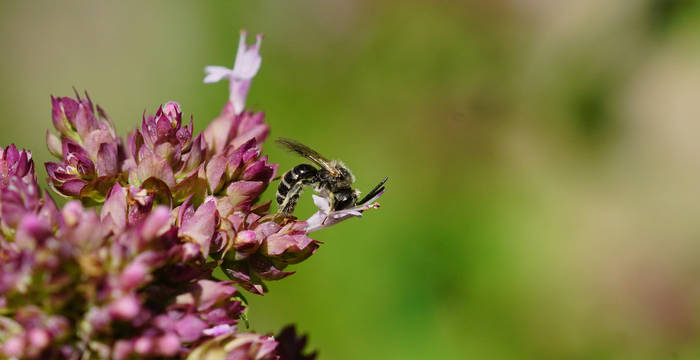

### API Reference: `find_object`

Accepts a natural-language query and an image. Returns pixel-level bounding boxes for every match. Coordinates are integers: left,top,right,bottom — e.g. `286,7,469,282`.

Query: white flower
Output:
204,31,262,115
305,190,384,233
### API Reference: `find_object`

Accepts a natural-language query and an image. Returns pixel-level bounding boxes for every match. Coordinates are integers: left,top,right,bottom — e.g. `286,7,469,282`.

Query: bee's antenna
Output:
357,177,388,205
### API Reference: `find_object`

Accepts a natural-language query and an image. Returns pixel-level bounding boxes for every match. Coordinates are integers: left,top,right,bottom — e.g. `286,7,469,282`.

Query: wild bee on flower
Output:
275,137,387,217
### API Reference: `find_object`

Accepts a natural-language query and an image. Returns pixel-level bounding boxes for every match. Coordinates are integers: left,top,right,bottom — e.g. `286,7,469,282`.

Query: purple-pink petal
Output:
136,154,176,188
56,179,88,197
156,333,181,356
194,279,237,311
101,183,127,230
175,314,208,342
179,199,217,256
109,295,141,320
206,154,227,193
203,324,235,337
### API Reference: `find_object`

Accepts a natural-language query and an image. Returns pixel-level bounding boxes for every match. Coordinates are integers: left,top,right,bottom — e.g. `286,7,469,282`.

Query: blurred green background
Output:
3,0,700,359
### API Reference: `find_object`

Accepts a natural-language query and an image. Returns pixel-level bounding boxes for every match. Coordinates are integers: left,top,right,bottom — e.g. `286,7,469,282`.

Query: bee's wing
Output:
276,138,340,176
357,177,388,205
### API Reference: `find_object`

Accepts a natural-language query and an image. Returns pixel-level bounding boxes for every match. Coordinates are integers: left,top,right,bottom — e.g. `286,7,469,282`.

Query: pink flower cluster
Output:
0,31,385,359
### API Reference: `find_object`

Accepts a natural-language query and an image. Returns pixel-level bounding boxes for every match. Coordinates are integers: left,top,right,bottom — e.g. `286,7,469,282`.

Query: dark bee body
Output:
276,164,318,214
275,138,387,216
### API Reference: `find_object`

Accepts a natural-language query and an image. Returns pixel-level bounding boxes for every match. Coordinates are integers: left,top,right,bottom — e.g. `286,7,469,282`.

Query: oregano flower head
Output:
0,31,384,359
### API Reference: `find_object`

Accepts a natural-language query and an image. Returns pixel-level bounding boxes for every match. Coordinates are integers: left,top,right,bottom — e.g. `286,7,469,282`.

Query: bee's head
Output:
332,188,359,210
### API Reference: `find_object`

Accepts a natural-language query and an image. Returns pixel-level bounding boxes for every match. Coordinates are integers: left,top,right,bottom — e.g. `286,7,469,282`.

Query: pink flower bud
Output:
109,295,141,320
156,332,180,356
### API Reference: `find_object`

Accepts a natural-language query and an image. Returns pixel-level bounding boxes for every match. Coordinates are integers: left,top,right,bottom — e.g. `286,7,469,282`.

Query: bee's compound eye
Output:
333,189,355,210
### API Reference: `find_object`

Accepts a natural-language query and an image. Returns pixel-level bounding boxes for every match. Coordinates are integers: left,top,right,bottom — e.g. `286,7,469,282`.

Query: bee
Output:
275,137,387,216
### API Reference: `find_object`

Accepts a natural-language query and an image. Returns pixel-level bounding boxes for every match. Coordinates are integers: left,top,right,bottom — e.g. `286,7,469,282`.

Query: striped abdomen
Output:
276,164,318,215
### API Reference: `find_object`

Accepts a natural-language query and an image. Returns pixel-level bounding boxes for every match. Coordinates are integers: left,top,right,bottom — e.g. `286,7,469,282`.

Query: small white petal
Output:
236,31,248,60
305,211,328,233
229,79,251,115
332,210,362,218
231,33,262,80
312,195,331,213
203,66,235,83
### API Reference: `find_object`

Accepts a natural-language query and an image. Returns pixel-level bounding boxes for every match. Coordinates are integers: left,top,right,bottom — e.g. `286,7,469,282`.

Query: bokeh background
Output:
2,0,700,359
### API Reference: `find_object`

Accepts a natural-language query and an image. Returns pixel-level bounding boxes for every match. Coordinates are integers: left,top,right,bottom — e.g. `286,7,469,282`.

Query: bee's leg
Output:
277,182,305,216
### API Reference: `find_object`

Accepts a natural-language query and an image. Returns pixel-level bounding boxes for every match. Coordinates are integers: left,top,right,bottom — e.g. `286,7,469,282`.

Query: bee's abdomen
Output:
276,164,318,211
